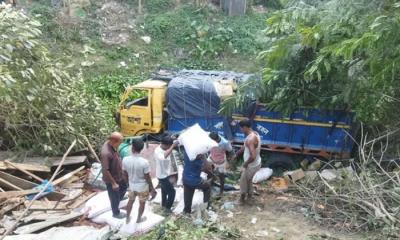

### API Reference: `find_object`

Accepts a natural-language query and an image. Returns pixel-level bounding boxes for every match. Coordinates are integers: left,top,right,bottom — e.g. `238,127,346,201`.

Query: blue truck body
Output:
167,107,356,159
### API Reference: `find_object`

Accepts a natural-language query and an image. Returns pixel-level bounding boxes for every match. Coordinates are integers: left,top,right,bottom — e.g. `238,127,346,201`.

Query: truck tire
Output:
264,152,299,175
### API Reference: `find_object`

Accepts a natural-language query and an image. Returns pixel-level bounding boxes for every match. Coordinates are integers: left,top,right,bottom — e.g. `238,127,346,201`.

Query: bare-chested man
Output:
234,119,261,204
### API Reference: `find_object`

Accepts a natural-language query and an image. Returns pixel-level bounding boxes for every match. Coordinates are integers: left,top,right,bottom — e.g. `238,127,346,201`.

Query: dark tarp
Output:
166,70,252,119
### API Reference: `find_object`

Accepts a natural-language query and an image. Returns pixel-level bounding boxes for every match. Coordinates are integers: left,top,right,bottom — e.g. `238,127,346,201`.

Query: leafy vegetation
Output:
223,0,400,127
133,217,240,240
0,4,111,154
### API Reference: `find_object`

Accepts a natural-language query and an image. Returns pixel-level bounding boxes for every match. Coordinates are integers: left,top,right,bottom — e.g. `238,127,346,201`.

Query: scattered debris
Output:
307,159,321,171
96,1,135,45
284,169,305,183
222,201,235,210
319,169,338,181
304,171,318,181
251,217,257,224
141,36,151,44
0,139,105,239
269,177,289,191
271,227,281,233
256,230,269,237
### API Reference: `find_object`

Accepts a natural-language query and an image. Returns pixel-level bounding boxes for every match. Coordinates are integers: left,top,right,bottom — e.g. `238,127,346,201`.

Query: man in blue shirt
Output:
182,152,211,214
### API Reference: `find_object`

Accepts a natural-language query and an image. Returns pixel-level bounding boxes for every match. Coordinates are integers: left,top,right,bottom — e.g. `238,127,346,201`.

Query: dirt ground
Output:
213,190,364,240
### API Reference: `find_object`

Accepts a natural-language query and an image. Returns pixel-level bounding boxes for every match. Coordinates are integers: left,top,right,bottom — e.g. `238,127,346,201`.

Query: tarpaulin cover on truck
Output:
166,70,253,118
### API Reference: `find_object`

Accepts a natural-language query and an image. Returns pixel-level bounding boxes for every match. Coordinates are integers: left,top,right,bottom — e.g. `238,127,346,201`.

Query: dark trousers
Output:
159,176,176,210
106,181,127,216
183,180,211,214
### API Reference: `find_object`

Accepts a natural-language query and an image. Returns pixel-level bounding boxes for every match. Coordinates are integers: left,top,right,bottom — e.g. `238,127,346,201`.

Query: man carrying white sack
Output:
233,119,262,205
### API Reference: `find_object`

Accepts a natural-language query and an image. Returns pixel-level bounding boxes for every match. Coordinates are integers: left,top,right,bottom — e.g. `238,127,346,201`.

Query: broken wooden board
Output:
25,201,69,211
61,182,84,189
52,166,85,186
6,226,111,240
0,189,40,199
0,171,65,201
0,161,50,173
22,156,88,168
51,156,88,167
14,212,83,234
69,192,97,209
20,212,71,224
0,171,34,190
0,198,24,218
0,176,23,190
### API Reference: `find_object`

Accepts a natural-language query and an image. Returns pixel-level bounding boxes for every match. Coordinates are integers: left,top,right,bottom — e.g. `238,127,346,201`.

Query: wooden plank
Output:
51,156,88,167
61,183,84,189
0,171,36,190
4,161,44,182
0,171,65,201
21,212,70,224
52,166,85,186
70,192,96,209
0,161,49,173
0,190,40,199
0,177,23,191
0,199,23,218
14,212,82,234
25,201,69,211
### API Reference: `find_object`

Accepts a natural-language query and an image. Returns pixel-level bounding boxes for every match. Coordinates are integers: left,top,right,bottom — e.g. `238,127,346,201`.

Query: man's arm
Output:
243,136,257,168
144,173,157,199
101,154,119,190
234,145,245,157
163,142,179,159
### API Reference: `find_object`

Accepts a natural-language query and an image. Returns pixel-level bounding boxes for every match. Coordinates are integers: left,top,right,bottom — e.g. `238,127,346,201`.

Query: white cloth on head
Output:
122,154,150,192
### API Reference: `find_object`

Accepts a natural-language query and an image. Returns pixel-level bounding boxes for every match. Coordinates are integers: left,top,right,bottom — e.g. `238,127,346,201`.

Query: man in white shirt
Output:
208,132,234,196
154,135,179,214
122,139,156,224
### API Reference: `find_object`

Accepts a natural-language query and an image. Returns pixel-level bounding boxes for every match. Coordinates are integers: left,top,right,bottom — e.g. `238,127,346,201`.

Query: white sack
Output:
82,191,128,219
92,201,164,236
178,124,218,160
252,168,273,183
87,163,106,190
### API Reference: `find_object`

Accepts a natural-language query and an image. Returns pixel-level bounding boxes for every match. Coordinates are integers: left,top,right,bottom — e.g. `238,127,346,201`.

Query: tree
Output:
222,0,400,127
0,4,111,154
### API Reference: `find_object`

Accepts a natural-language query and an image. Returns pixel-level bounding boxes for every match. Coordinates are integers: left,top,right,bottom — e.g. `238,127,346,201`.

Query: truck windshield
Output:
124,89,148,108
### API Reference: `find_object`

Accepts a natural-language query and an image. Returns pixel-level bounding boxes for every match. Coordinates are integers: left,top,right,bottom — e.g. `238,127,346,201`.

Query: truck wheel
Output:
264,152,299,176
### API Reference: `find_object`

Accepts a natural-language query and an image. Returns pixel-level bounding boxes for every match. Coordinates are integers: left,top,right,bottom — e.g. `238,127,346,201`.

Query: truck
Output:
115,69,357,169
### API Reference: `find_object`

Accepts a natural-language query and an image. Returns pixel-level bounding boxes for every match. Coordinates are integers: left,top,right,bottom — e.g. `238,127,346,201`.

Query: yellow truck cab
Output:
116,80,167,136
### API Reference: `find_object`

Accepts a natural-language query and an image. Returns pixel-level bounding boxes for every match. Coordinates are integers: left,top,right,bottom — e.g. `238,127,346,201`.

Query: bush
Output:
0,4,111,154
145,0,174,14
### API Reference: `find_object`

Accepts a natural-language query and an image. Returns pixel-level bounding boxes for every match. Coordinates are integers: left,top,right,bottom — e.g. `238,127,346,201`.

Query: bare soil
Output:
213,190,364,240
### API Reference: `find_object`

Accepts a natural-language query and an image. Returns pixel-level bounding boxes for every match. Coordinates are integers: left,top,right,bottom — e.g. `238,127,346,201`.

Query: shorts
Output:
128,191,149,203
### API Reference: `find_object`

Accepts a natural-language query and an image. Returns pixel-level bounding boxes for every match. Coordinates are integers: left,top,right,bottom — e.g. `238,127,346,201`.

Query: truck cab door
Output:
119,89,152,136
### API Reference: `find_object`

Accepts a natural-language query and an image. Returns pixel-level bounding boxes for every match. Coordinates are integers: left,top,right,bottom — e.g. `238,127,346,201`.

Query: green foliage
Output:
145,0,174,14
29,1,100,44
0,4,111,154
144,6,267,69
224,0,400,126
86,70,143,108
134,218,240,240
